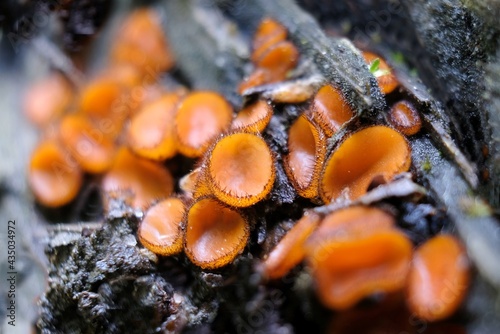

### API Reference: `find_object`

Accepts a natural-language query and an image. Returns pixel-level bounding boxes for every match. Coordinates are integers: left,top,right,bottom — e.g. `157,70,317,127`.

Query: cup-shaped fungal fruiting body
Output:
239,18,299,94
261,211,321,279
305,206,413,310
231,99,273,134
251,18,287,64
110,8,175,74
284,113,327,199
320,125,411,203
28,139,83,208
363,51,399,95
309,84,354,137
255,41,299,83
174,91,233,158
78,76,125,120
406,234,470,322
388,101,422,136
206,132,275,207
138,197,185,256
23,73,73,127
127,93,182,161
102,147,174,210
184,197,250,269
59,114,117,174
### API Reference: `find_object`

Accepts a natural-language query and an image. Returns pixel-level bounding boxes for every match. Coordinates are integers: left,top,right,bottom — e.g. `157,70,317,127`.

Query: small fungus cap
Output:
29,140,82,208
310,84,354,137
207,132,275,207
284,114,326,199
78,77,124,119
262,211,321,279
175,91,233,158
185,197,249,269
406,234,470,322
363,51,399,95
127,93,181,160
231,99,273,133
59,114,117,173
138,197,185,256
388,101,422,136
23,73,72,127
256,41,299,81
251,18,287,63
102,147,174,210
320,125,411,203
305,206,412,310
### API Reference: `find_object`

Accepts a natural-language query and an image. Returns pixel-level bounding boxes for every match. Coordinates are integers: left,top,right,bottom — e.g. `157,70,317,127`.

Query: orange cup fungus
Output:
305,206,413,310
110,8,175,73
363,51,399,95
207,132,275,207
185,197,250,269
261,211,321,279
251,18,287,64
388,100,422,136
231,99,273,133
255,41,299,81
28,139,83,208
102,147,174,210
175,91,233,158
23,73,73,127
284,114,326,199
138,197,185,256
59,114,117,174
320,125,411,203
406,234,470,322
309,84,354,137
239,18,299,94
78,76,125,120
127,93,182,161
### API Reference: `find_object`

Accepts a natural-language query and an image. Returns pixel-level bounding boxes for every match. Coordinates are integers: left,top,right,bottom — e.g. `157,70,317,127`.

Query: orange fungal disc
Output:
175,91,233,158
102,147,174,210
406,234,470,322
363,51,399,95
207,132,275,207
231,99,273,133
256,41,299,82
29,139,83,208
309,84,354,137
307,230,413,310
320,126,411,203
305,206,412,310
261,211,321,279
284,114,326,198
388,101,422,136
138,197,185,256
238,69,269,94
310,206,396,240
59,114,117,173
251,18,287,64
23,73,73,127
127,93,182,161
185,197,250,269
110,8,174,72
79,77,124,119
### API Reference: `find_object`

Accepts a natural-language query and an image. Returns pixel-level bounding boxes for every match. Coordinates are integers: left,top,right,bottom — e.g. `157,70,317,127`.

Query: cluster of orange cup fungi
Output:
25,9,279,270
247,19,466,323
262,206,470,322
26,8,175,209
25,11,467,322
